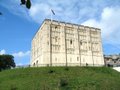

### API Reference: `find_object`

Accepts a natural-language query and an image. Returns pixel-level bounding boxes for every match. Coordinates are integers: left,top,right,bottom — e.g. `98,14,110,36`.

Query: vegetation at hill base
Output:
0,55,16,71
0,67,120,90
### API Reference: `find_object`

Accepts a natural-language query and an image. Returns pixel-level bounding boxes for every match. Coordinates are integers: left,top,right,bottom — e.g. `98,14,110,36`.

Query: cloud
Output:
1,0,120,24
1,0,120,55
12,51,31,66
12,51,30,57
29,3,51,23
0,49,30,65
28,0,120,24
82,6,120,46
0,49,6,55
28,0,90,23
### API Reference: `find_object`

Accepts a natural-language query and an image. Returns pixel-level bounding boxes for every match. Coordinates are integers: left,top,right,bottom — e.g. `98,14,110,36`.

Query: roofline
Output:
31,19,46,42
31,18,101,42
44,19,101,30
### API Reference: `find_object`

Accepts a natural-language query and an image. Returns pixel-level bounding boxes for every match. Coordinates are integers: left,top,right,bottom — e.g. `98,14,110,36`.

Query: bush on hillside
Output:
64,67,69,71
48,69,55,73
0,55,16,71
59,77,68,87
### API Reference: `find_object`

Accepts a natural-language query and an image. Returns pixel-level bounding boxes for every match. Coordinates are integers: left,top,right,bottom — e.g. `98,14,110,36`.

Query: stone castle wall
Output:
31,19,104,66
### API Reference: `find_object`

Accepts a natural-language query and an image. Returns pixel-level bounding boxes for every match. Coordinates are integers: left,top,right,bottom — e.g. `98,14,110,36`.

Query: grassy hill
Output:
0,67,120,90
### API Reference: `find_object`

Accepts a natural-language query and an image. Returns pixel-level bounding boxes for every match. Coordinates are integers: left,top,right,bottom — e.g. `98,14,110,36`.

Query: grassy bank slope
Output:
0,67,120,90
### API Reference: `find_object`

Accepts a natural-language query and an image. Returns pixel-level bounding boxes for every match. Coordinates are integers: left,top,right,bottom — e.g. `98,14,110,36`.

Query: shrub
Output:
64,67,69,71
10,85,18,90
59,78,68,87
48,69,55,74
0,55,16,71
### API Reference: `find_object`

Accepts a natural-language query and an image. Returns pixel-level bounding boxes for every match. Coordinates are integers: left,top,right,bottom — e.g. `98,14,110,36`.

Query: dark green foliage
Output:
59,77,68,87
86,63,88,66
0,55,16,71
26,0,31,9
21,0,26,5
20,0,31,9
107,64,113,67
48,69,55,73
0,0,31,15
64,67,69,71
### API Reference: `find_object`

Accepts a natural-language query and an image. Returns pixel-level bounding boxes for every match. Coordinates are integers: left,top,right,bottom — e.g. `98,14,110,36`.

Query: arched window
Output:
55,58,57,62
36,60,38,64
55,36,57,42
33,63,35,66
70,39,72,44
77,57,79,61
36,60,38,65
55,26,57,29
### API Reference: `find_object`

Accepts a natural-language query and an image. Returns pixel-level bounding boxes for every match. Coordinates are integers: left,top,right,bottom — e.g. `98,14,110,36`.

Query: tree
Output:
0,55,16,71
20,0,31,9
0,0,31,15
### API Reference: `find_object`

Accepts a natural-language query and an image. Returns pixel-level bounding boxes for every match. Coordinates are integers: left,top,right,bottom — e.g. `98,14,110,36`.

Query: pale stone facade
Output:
30,19,104,67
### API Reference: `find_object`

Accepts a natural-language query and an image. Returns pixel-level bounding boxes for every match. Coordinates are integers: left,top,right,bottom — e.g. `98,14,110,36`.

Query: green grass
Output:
0,66,120,90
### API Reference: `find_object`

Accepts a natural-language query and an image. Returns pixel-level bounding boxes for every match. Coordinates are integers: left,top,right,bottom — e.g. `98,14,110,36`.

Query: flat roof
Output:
32,18,101,41
45,19,101,30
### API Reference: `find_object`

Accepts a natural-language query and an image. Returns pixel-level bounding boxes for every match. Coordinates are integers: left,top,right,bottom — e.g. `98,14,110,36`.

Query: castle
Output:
30,19,104,67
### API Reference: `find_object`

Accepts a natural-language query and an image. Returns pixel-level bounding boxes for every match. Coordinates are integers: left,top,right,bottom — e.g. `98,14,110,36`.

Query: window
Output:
55,58,57,61
55,26,57,29
58,46,60,50
80,42,82,45
70,58,72,62
55,36,57,42
47,41,49,45
89,46,91,50
70,39,72,44
55,46,57,50
33,63,35,66
36,60,38,65
77,57,79,61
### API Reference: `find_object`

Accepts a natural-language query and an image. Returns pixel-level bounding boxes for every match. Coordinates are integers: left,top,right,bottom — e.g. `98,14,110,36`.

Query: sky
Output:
0,0,120,66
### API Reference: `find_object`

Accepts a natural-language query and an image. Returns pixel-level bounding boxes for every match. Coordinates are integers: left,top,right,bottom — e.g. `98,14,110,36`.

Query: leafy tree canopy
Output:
0,0,31,15
21,0,31,9
0,55,16,71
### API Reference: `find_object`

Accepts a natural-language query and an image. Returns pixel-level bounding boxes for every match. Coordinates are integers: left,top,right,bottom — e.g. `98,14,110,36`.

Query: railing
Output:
28,63,104,67
15,65,30,68
15,63,120,68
